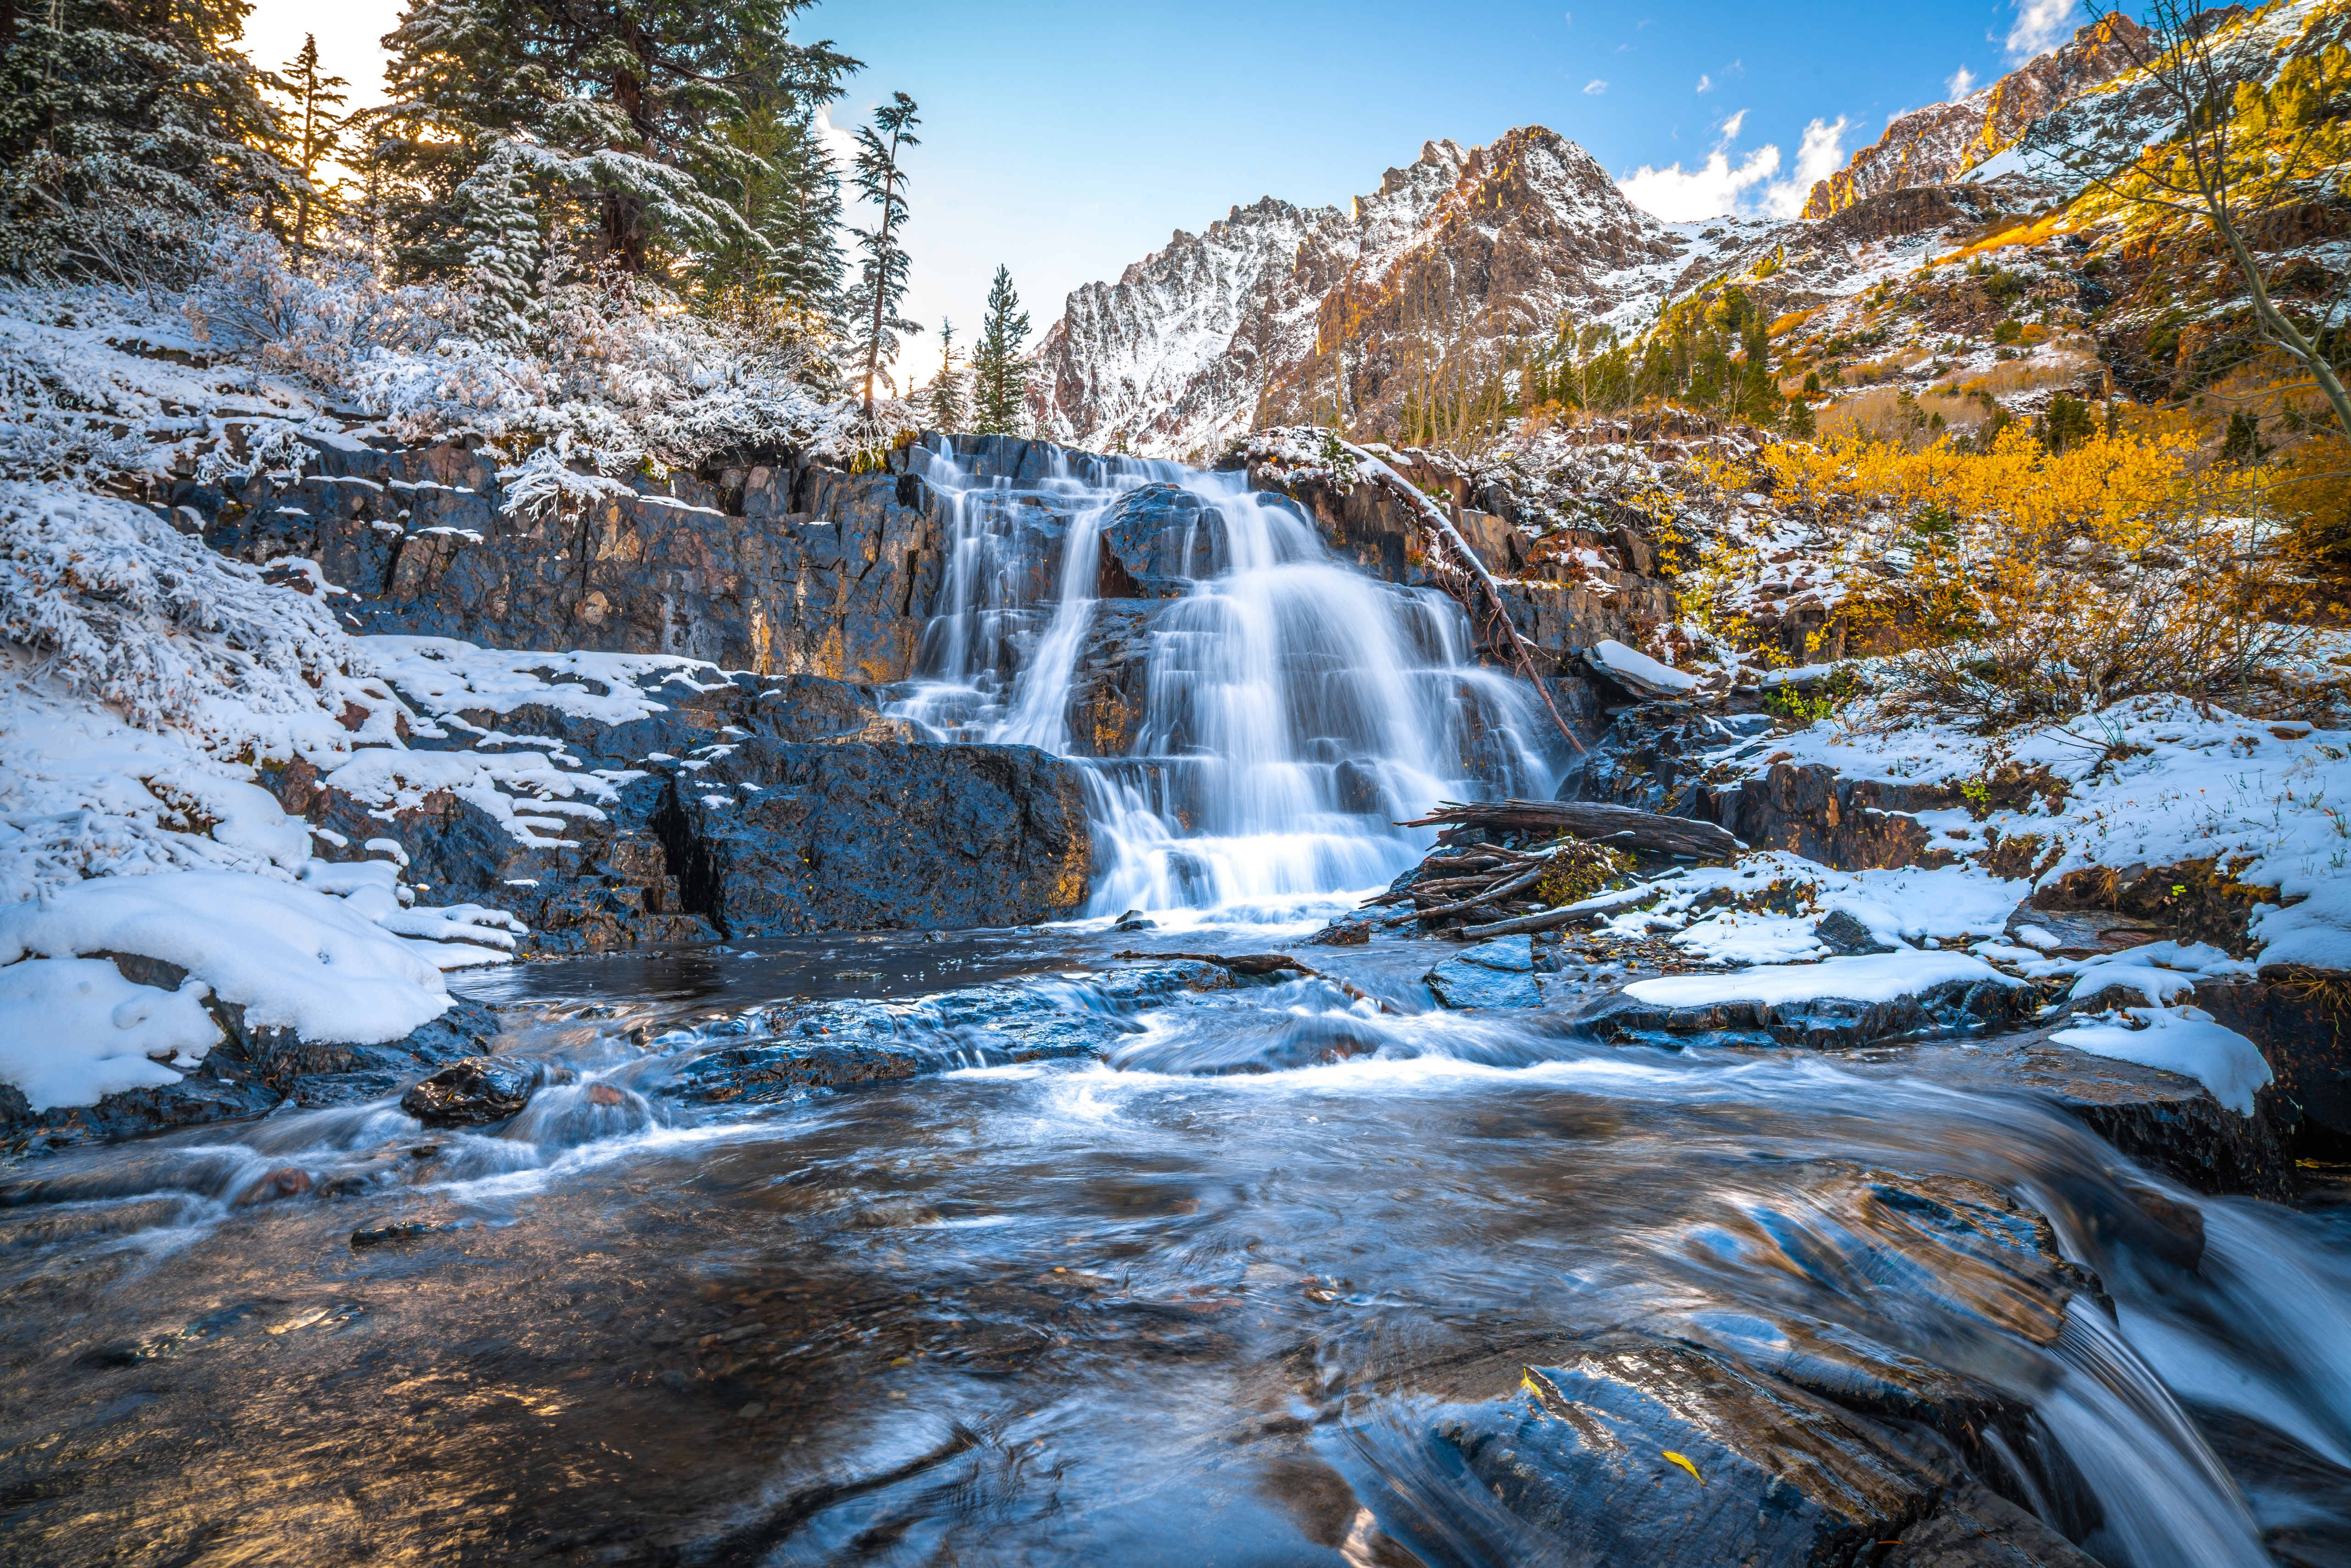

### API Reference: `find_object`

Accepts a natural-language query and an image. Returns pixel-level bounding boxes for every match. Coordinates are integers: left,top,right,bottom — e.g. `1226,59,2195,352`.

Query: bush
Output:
1759,423,2314,729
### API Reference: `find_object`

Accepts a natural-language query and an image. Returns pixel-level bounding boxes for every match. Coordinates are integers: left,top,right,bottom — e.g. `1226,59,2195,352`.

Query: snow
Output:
1734,696,2351,970
1595,853,2026,962
0,958,221,1110
0,871,458,1046
1589,638,1700,694
2052,1007,2273,1116
1622,950,2022,1009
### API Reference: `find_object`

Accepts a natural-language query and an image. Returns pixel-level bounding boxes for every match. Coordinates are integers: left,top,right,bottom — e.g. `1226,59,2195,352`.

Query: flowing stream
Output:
1,449,2347,1565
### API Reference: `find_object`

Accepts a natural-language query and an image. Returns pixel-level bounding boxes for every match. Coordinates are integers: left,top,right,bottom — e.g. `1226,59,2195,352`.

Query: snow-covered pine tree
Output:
970,266,1031,436
0,0,294,281
847,91,920,416
924,319,966,431
450,142,544,345
363,0,848,286
280,34,349,254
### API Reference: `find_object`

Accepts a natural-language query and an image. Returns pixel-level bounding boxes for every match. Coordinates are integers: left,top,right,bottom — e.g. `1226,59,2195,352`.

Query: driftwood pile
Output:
1361,798,1743,938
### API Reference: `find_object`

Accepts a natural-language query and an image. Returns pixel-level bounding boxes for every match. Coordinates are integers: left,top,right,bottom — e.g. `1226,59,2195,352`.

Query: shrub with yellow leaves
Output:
1757,423,2315,729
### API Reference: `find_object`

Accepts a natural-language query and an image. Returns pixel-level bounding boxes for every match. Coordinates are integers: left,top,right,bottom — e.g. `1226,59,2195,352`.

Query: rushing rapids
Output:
1,450,2347,1567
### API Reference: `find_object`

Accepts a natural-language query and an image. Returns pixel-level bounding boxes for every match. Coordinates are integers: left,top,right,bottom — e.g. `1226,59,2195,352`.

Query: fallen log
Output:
1457,883,1665,938
1397,798,1742,861
1370,857,1555,927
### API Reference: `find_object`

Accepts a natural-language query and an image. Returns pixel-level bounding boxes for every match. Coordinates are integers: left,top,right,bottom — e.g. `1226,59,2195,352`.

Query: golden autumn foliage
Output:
1751,425,2313,727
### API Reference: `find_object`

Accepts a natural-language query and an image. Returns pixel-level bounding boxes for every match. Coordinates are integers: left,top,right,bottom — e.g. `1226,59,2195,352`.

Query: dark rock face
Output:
191,436,956,685
651,740,1094,937
399,1053,548,1127
1096,484,1232,596
2195,971,2351,1155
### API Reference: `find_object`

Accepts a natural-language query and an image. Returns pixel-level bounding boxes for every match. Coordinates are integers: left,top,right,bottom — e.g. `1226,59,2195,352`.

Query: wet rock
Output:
350,1220,445,1248
666,1039,930,1105
1577,973,2028,1050
1815,909,1895,955
1113,910,1157,933
1438,1339,2094,1567
1097,484,1232,596
1304,921,1371,946
1426,935,1554,1010
650,741,1092,937
2197,968,2351,1152
1905,1034,2295,1200
399,1055,547,1127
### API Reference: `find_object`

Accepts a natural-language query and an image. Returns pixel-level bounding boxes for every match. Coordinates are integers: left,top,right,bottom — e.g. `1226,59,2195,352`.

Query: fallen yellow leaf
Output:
1662,1450,1704,1485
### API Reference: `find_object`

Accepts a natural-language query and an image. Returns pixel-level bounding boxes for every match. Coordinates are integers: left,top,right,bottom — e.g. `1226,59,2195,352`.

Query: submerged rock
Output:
1577,956,2030,1050
1439,1339,2095,1567
1425,934,1556,1009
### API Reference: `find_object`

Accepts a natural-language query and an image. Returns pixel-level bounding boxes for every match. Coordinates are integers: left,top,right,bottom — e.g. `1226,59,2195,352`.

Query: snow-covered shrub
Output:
0,481,377,738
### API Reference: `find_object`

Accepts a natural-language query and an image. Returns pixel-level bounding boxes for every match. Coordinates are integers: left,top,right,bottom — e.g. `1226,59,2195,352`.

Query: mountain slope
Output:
1030,131,1756,459
1801,11,2154,218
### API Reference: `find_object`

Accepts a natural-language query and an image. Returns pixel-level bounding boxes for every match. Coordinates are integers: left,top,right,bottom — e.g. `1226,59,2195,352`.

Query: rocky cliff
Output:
1800,11,2153,219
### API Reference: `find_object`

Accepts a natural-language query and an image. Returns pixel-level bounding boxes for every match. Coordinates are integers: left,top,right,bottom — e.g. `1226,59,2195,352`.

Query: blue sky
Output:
243,0,2096,377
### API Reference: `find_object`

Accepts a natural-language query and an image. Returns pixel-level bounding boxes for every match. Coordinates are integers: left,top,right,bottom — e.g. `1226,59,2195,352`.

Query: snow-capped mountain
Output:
1030,129,1753,459
1800,11,2153,217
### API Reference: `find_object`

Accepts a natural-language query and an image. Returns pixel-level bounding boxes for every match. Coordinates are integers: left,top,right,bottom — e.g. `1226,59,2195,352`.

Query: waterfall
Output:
891,438,1563,918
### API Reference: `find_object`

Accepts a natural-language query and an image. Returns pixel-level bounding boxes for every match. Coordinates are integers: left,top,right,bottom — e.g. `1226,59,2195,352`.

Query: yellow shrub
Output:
1758,425,2310,725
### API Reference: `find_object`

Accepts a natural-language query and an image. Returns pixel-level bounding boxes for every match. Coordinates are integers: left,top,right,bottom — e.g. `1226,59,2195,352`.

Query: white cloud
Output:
1584,78,1609,95
1696,73,1713,94
1760,116,1851,218
1946,65,1978,99
2004,0,2079,62
1563,9,1572,22
1619,145,1781,221
1718,108,1747,141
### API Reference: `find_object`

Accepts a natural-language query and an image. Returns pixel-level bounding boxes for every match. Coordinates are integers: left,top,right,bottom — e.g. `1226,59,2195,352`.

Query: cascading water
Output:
890,437,1563,917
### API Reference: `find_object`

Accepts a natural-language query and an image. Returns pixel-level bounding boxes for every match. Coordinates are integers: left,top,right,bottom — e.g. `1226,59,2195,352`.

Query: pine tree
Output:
847,91,920,416
280,34,348,254
363,0,854,284
970,266,1031,436
924,318,967,431
0,0,294,280
698,66,851,336
451,142,544,344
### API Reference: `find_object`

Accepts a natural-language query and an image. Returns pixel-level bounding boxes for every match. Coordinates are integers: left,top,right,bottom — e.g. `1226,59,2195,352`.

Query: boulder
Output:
399,1054,548,1127
1426,934,1553,1009
650,740,1093,936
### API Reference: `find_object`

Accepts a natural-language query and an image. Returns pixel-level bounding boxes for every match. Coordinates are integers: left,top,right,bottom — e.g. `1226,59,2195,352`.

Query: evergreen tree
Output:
924,318,967,431
847,91,919,416
970,265,1030,436
0,0,293,280
280,34,348,253
451,141,544,344
696,49,851,339
363,0,854,284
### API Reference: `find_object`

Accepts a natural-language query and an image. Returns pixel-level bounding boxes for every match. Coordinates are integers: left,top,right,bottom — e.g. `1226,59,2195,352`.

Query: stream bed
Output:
3,915,2348,1566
